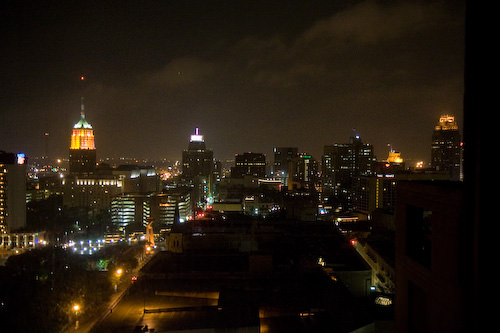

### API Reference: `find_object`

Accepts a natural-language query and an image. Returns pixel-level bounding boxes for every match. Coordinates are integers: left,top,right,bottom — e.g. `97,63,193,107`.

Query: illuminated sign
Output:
16,153,25,165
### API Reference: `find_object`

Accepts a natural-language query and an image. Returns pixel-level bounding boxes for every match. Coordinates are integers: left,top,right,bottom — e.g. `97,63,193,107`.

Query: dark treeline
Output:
0,242,142,332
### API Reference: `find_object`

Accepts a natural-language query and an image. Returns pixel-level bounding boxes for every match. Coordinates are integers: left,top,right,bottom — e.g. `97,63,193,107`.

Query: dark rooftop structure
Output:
94,218,377,332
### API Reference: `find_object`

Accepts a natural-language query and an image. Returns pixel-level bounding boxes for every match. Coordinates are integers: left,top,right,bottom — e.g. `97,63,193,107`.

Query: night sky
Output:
1,0,465,165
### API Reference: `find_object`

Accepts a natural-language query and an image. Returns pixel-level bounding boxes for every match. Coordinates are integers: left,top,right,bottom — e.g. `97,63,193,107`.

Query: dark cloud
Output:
0,0,464,164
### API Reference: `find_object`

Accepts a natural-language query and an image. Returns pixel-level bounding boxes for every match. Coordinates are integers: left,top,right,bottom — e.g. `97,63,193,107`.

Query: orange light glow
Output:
70,128,95,150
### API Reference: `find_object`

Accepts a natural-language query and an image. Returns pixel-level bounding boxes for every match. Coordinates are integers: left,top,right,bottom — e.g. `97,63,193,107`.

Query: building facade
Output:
431,115,462,180
231,152,266,178
111,190,191,234
395,181,467,332
322,135,376,211
287,153,319,191
272,147,298,181
181,128,214,206
69,109,96,175
0,151,26,233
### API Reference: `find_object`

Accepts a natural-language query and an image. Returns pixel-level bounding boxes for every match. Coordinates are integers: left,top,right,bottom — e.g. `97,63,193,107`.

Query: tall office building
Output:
111,193,151,233
231,152,266,178
69,98,96,175
431,115,462,180
0,151,26,233
64,95,136,219
273,147,298,175
322,135,376,210
287,153,319,191
272,147,298,187
181,128,214,206
111,190,192,233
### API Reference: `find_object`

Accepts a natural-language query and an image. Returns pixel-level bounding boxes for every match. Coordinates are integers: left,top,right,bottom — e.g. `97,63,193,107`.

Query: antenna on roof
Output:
80,75,86,117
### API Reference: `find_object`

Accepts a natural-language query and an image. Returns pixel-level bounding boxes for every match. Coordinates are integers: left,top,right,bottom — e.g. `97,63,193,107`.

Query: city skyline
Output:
1,1,465,163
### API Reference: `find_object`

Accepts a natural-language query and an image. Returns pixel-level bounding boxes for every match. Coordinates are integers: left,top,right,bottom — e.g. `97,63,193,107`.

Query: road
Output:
64,250,156,333
90,280,221,332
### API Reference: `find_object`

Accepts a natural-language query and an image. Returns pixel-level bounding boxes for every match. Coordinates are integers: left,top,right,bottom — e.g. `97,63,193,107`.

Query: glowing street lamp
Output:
114,268,123,292
72,304,81,329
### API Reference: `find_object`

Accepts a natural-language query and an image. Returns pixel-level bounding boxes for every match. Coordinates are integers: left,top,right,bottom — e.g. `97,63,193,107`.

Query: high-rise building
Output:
322,135,376,210
288,153,319,191
69,99,96,175
0,151,26,233
431,115,462,180
111,189,192,234
111,193,150,233
181,128,214,206
231,152,266,178
273,147,298,175
155,190,191,227
272,147,298,187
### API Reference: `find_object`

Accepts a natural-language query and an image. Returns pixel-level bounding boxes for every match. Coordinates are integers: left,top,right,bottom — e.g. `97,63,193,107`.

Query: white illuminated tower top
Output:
190,127,204,142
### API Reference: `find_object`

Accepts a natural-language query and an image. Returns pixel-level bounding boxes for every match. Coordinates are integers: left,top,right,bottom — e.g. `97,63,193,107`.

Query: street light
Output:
114,268,123,292
72,304,80,329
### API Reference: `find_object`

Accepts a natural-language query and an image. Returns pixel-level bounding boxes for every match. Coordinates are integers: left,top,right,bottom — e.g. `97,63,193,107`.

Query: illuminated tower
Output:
181,127,214,206
69,91,96,175
431,115,462,180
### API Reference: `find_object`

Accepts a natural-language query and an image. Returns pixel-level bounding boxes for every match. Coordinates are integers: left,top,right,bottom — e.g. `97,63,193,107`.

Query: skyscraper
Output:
64,92,123,217
322,135,376,210
181,128,214,206
273,147,298,175
431,115,462,180
0,151,26,233
231,152,266,178
272,147,298,187
288,153,319,191
69,98,96,175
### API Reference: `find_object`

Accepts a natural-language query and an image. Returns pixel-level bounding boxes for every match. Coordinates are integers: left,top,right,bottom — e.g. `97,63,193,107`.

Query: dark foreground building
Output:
92,218,378,332
394,181,468,332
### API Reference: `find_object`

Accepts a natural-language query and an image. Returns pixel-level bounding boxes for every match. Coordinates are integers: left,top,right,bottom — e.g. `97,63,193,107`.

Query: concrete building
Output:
431,115,462,181
111,189,192,234
272,147,298,185
322,134,376,211
394,181,469,332
0,151,27,233
68,103,96,175
181,128,214,206
231,152,266,178
288,153,319,191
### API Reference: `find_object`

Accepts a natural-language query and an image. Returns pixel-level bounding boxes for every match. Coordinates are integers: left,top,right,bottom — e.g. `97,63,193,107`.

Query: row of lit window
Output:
76,179,122,186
